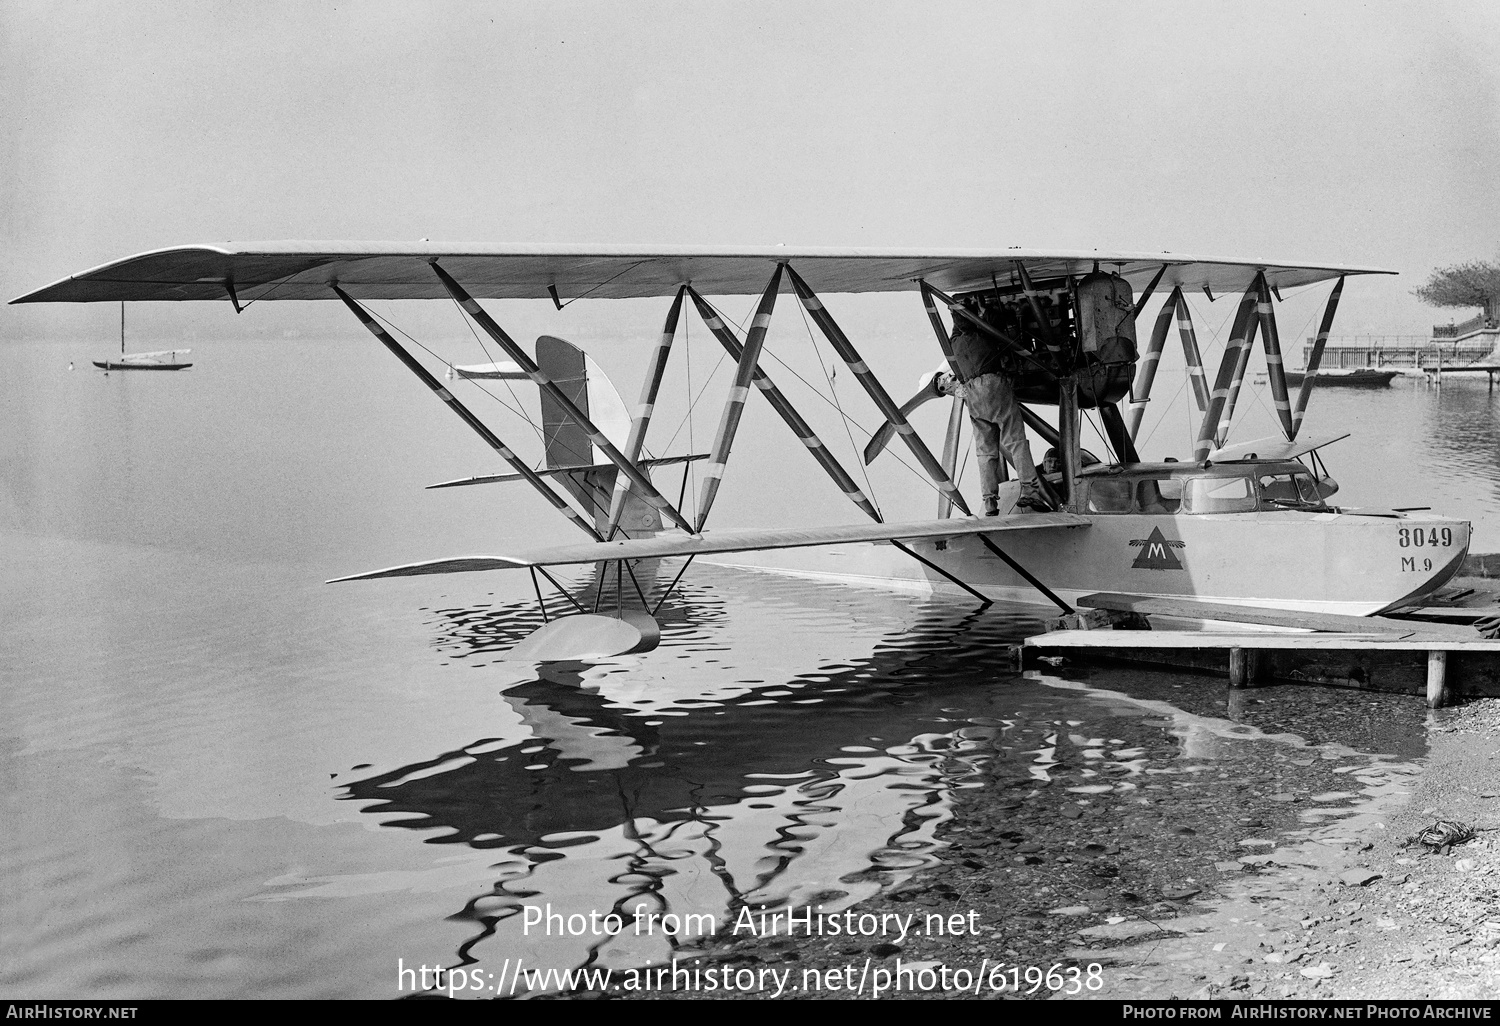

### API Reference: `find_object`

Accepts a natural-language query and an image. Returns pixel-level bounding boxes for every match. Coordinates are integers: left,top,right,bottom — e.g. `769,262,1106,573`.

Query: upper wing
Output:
10,242,1391,305
327,511,1089,581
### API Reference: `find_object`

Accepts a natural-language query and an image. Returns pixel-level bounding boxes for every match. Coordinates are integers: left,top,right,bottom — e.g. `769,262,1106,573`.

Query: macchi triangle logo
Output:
1130,527,1187,570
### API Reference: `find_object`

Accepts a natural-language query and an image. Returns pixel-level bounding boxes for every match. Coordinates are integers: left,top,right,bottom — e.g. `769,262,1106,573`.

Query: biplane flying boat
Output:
13,243,1471,659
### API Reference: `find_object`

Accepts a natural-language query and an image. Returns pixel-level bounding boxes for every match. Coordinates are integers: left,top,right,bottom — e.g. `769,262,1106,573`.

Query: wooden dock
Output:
1023,593,1500,708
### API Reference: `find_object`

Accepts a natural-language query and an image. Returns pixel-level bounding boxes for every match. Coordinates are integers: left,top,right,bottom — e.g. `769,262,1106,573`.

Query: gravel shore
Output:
618,681,1500,1001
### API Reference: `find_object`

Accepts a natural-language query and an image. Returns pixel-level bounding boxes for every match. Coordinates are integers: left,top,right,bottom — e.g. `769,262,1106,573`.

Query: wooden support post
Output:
1228,647,1260,688
1426,650,1449,709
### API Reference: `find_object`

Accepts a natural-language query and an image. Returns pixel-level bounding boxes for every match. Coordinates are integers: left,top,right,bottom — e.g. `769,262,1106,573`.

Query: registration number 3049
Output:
1398,527,1453,548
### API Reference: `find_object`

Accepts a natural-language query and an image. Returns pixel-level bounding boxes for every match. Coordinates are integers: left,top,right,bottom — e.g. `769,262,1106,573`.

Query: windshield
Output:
1256,471,1328,510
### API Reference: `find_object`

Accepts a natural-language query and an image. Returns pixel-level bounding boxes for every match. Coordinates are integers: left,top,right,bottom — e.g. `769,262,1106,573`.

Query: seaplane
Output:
11,243,1472,660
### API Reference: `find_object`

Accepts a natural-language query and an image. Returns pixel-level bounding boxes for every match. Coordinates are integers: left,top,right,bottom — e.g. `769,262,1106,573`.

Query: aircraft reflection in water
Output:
337,577,1040,990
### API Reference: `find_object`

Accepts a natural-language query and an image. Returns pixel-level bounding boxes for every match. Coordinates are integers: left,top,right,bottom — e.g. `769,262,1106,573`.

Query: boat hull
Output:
906,507,1470,616
1280,370,1399,388
92,360,192,371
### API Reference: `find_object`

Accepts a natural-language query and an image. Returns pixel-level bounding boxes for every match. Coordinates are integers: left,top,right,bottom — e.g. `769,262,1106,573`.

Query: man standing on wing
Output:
949,297,1048,515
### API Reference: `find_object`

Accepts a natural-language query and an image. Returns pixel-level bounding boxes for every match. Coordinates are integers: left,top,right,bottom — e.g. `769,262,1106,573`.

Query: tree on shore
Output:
1415,257,1500,320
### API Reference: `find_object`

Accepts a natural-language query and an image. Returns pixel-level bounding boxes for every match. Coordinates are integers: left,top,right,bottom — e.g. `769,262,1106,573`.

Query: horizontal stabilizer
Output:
1208,432,1349,463
329,511,1089,582
453,361,526,379
427,453,708,489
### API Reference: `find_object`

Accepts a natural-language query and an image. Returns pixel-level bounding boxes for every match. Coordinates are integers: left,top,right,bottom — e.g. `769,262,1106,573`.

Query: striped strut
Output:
430,262,699,536
1126,287,1180,441
1216,275,1266,445
685,285,881,523
330,285,601,541
694,265,784,531
1174,289,1210,412
1257,277,1295,440
1193,287,1261,460
605,286,686,536
1290,276,1346,439
786,264,972,516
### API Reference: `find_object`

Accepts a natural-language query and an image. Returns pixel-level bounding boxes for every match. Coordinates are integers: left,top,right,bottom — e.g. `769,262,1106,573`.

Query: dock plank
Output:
1076,592,1478,639
1025,630,1500,652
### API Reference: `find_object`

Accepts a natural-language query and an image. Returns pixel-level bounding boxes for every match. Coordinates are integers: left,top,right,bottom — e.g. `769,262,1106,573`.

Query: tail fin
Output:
535,336,663,539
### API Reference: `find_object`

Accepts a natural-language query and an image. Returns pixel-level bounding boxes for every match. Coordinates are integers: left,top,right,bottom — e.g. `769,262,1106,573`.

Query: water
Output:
4,336,1500,998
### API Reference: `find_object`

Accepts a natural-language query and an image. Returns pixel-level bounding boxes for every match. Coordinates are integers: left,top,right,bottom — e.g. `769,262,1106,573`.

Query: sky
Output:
4,0,1499,347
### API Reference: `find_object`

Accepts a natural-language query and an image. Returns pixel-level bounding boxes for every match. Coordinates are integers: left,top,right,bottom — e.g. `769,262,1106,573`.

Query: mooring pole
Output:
1426,650,1449,709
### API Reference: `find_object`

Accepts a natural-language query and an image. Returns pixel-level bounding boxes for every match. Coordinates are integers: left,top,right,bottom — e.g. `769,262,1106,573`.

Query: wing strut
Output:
1175,289,1210,412
1193,284,1261,460
431,261,699,537
1126,287,1180,440
1215,274,1267,448
1290,276,1346,440
685,285,882,523
787,265,973,516
1257,275,1295,440
330,286,602,541
695,265,784,530
918,280,969,520
604,286,686,538
1131,263,1170,321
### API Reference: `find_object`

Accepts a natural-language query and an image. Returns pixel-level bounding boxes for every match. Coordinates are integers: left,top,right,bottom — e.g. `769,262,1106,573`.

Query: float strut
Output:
976,534,1072,613
651,556,696,616
891,540,991,607
331,286,602,541
788,266,974,516
529,568,549,623
695,266,784,531
431,262,700,537
1290,276,1345,440
686,285,882,524
536,566,590,616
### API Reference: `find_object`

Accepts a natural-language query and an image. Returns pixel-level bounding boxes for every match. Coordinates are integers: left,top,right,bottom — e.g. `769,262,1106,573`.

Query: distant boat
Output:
1277,368,1400,388
93,303,192,371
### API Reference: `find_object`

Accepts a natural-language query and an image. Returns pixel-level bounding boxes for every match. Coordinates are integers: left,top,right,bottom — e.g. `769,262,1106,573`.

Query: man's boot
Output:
1017,481,1049,512
983,494,1000,517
